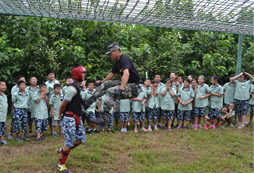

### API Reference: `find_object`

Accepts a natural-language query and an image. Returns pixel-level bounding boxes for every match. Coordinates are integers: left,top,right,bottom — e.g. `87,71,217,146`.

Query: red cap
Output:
71,66,86,81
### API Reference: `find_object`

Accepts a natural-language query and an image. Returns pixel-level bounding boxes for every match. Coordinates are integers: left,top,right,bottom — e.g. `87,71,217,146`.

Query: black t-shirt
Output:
111,54,141,84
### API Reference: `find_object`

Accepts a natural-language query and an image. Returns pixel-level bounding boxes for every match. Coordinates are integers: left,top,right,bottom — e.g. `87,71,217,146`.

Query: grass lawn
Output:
0,119,253,173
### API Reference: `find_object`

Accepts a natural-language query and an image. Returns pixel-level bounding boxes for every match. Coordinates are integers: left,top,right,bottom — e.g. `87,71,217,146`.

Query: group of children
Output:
0,71,253,145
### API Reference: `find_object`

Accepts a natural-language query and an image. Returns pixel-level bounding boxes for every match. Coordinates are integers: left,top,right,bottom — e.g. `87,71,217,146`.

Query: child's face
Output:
152,83,158,88
198,77,204,85
170,73,176,81
177,77,183,83
239,75,245,82
211,77,216,85
222,107,228,114
0,82,7,92
191,80,197,87
144,80,151,87
47,73,55,81
229,104,234,110
184,80,190,88
88,83,95,90
166,81,171,88
188,75,193,81
54,87,61,94
29,77,37,86
155,75,161,82
19,83,26,91
19,77,26,83
66,78,73,85
39,86,47,93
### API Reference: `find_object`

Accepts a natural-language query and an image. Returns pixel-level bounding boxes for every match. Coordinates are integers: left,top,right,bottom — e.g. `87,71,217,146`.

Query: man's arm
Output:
120,69,130,90
58,100,69,119
102,73,116,83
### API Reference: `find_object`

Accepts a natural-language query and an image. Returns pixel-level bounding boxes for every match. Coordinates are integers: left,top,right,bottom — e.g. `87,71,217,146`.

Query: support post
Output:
236,34,243,75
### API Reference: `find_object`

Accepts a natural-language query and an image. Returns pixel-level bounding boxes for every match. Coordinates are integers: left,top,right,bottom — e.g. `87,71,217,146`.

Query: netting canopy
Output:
0,0,253,35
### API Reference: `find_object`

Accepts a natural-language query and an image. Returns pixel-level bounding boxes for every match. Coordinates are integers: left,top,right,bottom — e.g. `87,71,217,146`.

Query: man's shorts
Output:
234,99,249,116
162,110,174,120
35,118,48,133
177,110,191,121
62,116,86,148
194,107,207,117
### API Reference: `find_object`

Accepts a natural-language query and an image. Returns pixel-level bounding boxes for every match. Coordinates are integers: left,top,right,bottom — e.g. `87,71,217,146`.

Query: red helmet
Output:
71,66,86,81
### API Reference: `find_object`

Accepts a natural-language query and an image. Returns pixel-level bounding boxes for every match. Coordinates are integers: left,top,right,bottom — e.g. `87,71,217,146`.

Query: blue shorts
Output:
120,112,130,122
12,108,28,134
0,122,6,137
194,107,207,117
250,105,254,116
208,108,220,119
35,118,48,133
162,110,174,120
234,99,249,116
132,112,145,122
62,117,86,148
177,110,191,121
148,108,159,122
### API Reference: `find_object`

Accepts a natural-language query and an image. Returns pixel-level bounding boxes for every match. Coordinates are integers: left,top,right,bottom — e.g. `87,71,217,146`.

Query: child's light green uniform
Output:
222,82,236,105
209,85,223,109
0,93,8,122
12,91,29,109
26,86,39,118
249,84,254,105
219,110,235,118
132,89,147,113
148,88,160,109
141,86,151,108
81,89,97,114
234,80,252,101
11,85,19,96
49,93,63,120
120,99,131,112
32,92,48,119
157,82,165,108
177,87,195,110
161,87,176,111
45,79,60,98
62,85,68,97
194,84,210,108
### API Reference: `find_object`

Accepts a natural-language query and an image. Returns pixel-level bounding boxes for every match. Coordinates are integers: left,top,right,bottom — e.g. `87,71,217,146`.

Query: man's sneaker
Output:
16,137,24,142
148,126,152,131
198,124,203,128
141,127,147,131
194,125,198,130
238,124,245,129
204,125,208,130
28,132,34,137
37,137,42,143
8,133,14,140
0,140,7,145
57,164,69,173
89,114,107,126
22,136,30,141
57,148,62,154
154,126,158,131
134,128,138,133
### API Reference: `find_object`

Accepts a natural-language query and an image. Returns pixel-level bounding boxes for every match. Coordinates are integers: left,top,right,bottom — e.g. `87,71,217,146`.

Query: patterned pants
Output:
148,108,159,122
132,112,145,122
0,122,6,136
114,112,120,123
177,110,191,121
12,108,28,134
234,99,249,116
250,105,254,116
208,108,220,119
35,118,48,133
162,110,174,120
120,112,130,122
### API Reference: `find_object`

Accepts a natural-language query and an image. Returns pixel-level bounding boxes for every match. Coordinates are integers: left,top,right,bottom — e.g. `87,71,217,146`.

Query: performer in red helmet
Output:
57,65,86,173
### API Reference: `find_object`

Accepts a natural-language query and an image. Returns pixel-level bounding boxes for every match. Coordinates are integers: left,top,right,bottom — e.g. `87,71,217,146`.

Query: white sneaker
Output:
124,128,127,133
141,127,147,131
244,121,248,125
206,116,210,120
238,124,245,129
148,126,152,131
121,128,124,132
134,128,138,133
235,122,241,127
154,126,158,131
198,124,203,128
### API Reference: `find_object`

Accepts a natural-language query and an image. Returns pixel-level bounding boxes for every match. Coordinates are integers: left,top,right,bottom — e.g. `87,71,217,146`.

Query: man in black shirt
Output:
83,43,142,125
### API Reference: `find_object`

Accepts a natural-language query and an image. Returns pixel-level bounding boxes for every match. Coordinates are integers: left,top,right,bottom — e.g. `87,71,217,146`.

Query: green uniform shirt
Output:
161,87,176,111
194,84,211,108
81,89,97,114
63,85,77,102
223,82,236,105
132,89,147,113
0,92,8,122
12,90,29,109
210,85,223,109
62,86,68,97
26,85,39,117
11,85,19,96
177,87,195,110
234,80,251,101
142,86,151,107
120,99,131,112
157,82,165,107
45,79,60,98
249,84,254,105
148,88,160,109
49,93,63,120
32,91,48,119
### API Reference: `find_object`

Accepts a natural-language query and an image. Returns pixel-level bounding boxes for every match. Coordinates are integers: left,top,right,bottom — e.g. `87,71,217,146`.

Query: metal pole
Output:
236,34,243,75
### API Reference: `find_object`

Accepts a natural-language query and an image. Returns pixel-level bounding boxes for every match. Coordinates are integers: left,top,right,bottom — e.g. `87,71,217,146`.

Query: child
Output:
33,83,49,143
155,74,164,128
62,77,73,97
81,82,97,133
50,84,63,136
147,80,160,131
190,79,197,127
142,79,151,124
249,83,254,126
177,79,195,129
0,81,8,145
230,72,254,129
177,75,184,89
217,103,235,127
45,70,60,135
208,76,223,129
193,75,211,130
132,87,147,132
26,77,39,136
120,99,131,132
223,74,236,108
161,79,176,131
12,81,30,142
